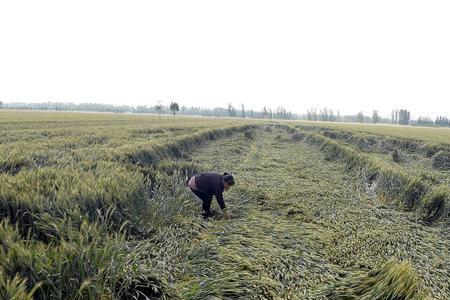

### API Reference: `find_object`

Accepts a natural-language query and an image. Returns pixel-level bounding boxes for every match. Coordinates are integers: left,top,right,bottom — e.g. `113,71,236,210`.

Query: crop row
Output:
287,126,450,225
0,123,256,299
293,124,450,171
1,124,256,239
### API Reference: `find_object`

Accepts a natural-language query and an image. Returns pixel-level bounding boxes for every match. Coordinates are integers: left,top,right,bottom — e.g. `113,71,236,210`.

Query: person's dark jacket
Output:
194,172,226,209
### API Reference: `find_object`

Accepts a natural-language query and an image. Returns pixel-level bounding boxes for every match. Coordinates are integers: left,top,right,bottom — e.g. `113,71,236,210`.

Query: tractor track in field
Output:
175,128,450,299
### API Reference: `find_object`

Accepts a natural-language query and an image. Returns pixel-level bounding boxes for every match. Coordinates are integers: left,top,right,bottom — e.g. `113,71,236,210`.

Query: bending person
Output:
187,172,235,219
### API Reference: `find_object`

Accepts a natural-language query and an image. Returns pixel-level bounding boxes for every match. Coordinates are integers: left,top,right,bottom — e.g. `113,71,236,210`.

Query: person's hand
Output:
223,208,232,219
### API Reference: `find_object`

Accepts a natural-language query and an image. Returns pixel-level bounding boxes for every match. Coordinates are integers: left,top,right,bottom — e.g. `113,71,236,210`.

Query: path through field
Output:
178,128,450,299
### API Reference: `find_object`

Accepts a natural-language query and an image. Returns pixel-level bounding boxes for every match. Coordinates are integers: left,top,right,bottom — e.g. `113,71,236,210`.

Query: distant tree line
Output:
0,101,300,120
306,108,341,122
306,108,391,124
305,107,449,128
416,116,434,126
415,116,450,127
2,101,449,128
435,116,450,127
304,107,450,127
390,109,411,125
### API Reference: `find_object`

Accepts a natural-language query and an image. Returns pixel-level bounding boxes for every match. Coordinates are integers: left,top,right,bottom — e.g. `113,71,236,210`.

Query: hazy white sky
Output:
1,1,449,118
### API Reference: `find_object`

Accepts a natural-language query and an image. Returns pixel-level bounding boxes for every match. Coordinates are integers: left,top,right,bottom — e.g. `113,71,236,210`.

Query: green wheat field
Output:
1,110,450,299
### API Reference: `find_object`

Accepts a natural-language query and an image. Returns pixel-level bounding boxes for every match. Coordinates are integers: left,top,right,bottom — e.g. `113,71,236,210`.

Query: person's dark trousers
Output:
190,188,213,218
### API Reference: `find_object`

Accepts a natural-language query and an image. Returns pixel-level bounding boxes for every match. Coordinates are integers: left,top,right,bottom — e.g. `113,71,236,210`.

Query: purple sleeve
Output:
215,191,226,210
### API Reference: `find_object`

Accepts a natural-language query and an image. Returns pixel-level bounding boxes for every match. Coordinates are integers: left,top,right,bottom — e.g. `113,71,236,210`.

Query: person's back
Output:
194,172,224,197
188,172,234,218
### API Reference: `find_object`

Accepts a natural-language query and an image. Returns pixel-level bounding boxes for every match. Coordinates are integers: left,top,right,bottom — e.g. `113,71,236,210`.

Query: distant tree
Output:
307,108,318,121
262,106,269,119
170,102,179,116
0,101,3,109
276,106,281,119
357,111,364,123
372,110,379,124
329,109,336,122
250,109,254,118
391,109,395,124
155,101,164,119
435,116,450,127
319,107,329,121
307,109,313,121
398,109,411,125
395,109,399,124
337,110,341,122
136,105,148,114
417,116,434,126
241,104,245,118
275,106,291,119
227,103,236,117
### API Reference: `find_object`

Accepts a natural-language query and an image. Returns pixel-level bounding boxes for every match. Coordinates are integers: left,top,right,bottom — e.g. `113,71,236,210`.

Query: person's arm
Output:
215,191,226,210
215,190,231,219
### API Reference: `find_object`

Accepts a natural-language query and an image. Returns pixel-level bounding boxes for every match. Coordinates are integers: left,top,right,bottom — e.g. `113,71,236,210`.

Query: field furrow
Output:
177,128,450,299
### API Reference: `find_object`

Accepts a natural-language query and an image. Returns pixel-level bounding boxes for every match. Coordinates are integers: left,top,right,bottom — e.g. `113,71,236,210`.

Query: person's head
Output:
223,172,235,190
